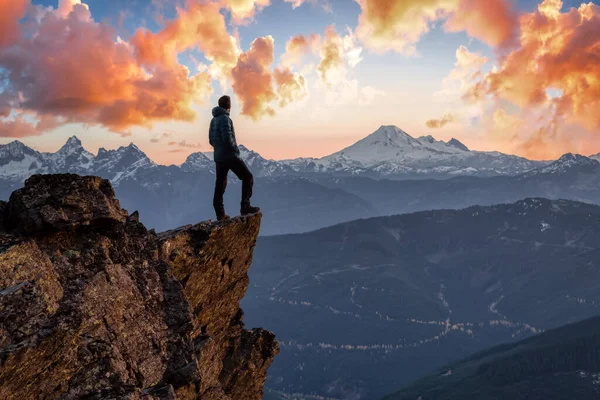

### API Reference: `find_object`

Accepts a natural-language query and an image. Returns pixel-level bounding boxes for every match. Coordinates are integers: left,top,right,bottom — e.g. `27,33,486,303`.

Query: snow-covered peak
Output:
49,136,95,173
92,143,155,183
238,144,295,177
447,138,469,152
181,152,213,173
0,141,35,162
0,141,45,180
527,153,599,176
322,125,468,168
59,136,83,152
364,125,422,148
418,135,436,144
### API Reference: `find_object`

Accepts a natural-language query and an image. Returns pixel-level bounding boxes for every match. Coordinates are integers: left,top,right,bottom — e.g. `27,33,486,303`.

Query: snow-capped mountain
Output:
46,136,94,174
181,152,214,173
282,125,546,178
238,145,295,177
91,143,156,184
0,141,47,181
524,153,600,177
196,145,295,177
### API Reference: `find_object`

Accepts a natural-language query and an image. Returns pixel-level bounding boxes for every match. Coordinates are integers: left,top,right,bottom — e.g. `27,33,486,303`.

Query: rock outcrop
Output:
0,174,278,399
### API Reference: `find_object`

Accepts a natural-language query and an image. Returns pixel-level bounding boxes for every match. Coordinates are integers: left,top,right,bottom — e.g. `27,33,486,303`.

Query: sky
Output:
0,0,598,164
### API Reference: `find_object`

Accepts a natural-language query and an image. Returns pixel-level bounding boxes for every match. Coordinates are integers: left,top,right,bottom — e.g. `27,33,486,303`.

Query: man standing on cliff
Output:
209,95,260,221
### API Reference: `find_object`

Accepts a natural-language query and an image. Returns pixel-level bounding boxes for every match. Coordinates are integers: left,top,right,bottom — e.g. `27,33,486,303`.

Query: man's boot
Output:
241,203,260,216
217,214,231,221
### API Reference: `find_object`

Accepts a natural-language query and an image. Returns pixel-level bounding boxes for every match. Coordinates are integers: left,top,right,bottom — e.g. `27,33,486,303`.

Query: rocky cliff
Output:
0,174,278,399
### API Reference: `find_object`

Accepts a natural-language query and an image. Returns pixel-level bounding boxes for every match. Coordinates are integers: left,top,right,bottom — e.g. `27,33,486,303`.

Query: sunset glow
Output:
0,0,599,163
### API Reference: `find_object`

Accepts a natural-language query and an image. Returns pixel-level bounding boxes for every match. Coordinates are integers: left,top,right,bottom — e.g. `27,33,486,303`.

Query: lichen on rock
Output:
0,174,277,400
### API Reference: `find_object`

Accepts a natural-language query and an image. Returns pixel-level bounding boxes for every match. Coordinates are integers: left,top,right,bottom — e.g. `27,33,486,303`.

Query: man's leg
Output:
229,157,259,214
213,162,230,219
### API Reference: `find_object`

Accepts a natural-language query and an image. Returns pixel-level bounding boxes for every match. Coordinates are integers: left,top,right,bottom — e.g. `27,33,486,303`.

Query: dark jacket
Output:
209,107,240,162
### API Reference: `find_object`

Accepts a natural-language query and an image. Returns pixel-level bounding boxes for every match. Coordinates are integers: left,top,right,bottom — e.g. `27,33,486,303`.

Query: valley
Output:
242,199,600,399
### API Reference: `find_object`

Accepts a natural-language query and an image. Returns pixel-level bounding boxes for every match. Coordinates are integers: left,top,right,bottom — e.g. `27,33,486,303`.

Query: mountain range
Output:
282,126,545,178
242,198,600,399
2,127,600,235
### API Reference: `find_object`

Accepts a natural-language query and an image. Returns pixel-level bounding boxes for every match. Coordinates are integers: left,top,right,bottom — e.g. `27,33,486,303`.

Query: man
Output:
209,95,260,221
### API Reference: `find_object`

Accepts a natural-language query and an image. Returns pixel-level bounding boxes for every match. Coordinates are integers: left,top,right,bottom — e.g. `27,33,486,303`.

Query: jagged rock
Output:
5,174,128,234
0,174,277,400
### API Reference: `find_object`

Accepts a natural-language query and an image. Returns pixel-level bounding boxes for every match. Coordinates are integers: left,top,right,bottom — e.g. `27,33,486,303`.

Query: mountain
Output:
242,199,600,399
385,316,600,400
180,151,214,173
0,140,47,182
525,153,600,176
91,142,157,184
45,136,95,173
282,126,545,178
310,153,600,219
0,174,277,399
0,138,378,235
1,136,599,236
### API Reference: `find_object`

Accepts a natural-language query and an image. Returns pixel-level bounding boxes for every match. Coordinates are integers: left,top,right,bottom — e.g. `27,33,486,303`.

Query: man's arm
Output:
219,116,239,154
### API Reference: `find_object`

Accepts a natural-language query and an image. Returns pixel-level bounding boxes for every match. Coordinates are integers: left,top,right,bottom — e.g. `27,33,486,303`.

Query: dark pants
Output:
213,157,254,217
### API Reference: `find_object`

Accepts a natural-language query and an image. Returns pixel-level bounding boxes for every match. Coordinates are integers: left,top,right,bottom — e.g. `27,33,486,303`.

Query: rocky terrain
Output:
0,174,277,399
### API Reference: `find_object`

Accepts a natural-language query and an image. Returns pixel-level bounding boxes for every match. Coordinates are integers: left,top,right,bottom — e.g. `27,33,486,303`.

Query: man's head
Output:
218,95,231,112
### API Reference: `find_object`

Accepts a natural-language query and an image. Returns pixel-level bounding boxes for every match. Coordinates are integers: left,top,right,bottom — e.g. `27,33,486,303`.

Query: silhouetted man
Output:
209,95,260,221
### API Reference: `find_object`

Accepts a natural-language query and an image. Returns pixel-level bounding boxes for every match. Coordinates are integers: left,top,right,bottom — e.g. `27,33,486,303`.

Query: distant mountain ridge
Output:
2,130,600,235
0,126,554,184
281,126,546,178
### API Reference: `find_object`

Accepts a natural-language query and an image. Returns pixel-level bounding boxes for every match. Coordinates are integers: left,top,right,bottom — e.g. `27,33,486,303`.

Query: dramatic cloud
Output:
445,0,518,47
317,26,362,87
0,0,27,48
0,114,60,138
484,0,600,131
426,113,458,128
281,34,321,66
131,1,239,83
0,0,213,136
433,45,488,103
355,0,518,54
56,0,89,18
232,36,277,120
220,0,271,23
318,27,346,87
274,68,309,107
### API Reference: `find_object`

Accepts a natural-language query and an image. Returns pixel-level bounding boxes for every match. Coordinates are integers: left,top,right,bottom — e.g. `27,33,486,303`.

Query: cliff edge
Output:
0,174,278,399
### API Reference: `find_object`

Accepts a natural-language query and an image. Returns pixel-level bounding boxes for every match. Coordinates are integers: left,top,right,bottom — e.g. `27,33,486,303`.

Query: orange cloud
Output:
0,114,60,138
274,68,309,107
318,26,346,87
426,113,457,128
0,1,212,136
56,0,90,18
220,0,271,24
282,34,321,66
484,0,600,131
445,0,518,47
355,0,518,54
232,36,277,120
0,0,27,48
131,1,239,82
